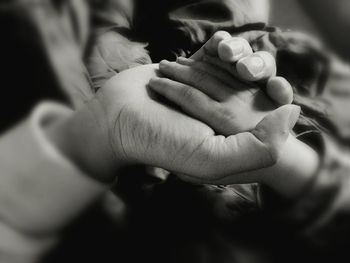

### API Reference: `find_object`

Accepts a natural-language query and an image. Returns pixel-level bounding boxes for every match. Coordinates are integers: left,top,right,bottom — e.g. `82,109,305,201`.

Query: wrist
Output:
46,97,124,183
0,102,109,239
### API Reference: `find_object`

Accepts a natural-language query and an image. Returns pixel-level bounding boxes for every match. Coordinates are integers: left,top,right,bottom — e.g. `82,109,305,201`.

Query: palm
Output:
98,64,215,174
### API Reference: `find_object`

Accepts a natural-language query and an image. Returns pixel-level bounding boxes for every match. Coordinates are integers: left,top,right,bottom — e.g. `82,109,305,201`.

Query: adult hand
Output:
87,63,299,184
146,34,303,185
55,33,298,185
149,60,319,191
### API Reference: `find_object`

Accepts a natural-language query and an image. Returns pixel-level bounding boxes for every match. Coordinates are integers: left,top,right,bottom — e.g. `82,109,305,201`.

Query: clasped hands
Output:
81,30,311,189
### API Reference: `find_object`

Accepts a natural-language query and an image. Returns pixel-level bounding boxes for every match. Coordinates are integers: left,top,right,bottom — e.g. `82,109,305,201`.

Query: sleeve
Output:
0,0,94,130
0,102,106,239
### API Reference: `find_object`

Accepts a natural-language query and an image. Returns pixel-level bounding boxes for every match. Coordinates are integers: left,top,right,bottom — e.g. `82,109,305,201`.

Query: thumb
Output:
175,105,300,183
252,104,301,162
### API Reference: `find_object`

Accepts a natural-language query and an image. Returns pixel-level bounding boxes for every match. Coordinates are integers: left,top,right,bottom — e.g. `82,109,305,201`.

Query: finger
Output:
149,76,254,136
148,77,221,125
191,31,231,60
267,77,294,105
182,105,300,183
202,52,276,84
159,60,231,101
218,37,253,63
236,51,276,81
202,54,247,83
202,55,292,106
176,57,256,91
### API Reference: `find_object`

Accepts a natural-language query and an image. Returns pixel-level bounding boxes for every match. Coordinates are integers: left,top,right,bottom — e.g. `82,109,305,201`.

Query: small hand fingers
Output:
176,57,256,91
236,51,276,81
218,37,253,63
159,60,231,101
191,31,231,60
148,77,221,126
203,51,276,83
267,77,294,105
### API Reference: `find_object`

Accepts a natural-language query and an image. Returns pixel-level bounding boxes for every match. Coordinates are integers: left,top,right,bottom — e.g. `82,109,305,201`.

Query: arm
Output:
0,67,298,263
0,33,301,262
0,103,108,263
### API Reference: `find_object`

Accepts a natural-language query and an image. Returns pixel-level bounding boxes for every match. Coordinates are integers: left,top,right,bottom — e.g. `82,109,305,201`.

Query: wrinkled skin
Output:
96,63,297,183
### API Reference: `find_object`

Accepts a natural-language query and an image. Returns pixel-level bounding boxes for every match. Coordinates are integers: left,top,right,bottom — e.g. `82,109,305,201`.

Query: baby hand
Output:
191,31,294,106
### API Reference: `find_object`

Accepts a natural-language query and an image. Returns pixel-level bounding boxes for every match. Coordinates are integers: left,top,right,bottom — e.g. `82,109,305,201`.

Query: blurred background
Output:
3,1,350,263
271,0,317,34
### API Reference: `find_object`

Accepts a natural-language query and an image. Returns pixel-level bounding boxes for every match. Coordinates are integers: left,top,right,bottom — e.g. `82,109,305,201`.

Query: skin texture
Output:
191,32,292,104
0,31,312,263
96,62,299,184
49,32,297,184
72,32,298,184
148,33,318,195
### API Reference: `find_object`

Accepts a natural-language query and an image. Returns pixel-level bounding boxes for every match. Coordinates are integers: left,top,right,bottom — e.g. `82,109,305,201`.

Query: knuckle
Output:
180,85,196,101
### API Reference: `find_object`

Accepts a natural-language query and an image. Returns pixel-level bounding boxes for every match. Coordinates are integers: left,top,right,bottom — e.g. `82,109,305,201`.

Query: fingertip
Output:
253,104,300,164
159,60,177,76
256,104,300,135
159,60,171,68
149,76,160,84
271,104,300,130
267,77,294,105
176,56,194,65
148,77,163,90
255,51,276,77
218,37,253,63
212,31,231,43
205,31,231,56
237,51,276,81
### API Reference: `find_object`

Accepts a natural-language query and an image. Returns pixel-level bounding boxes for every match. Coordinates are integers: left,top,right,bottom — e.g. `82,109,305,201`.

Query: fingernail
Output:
229,40,244,56
241,55,265,77
288,106,301,130
267,77,294,105
219,40,244,61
